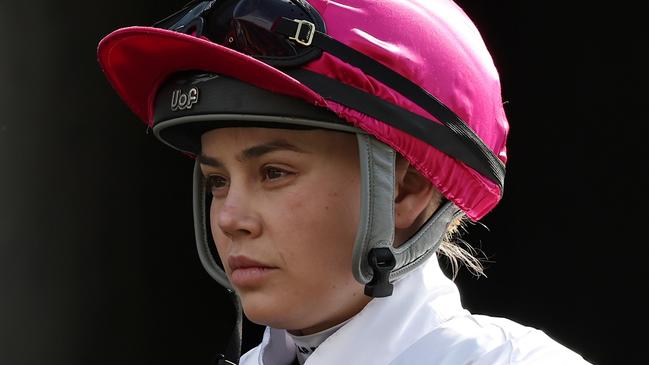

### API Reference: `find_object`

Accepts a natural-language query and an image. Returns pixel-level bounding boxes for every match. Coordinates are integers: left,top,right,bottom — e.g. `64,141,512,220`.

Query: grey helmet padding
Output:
193,160,232,291
354,135,462,284
156,72,461,295
352,134,396,284
391,199,461,280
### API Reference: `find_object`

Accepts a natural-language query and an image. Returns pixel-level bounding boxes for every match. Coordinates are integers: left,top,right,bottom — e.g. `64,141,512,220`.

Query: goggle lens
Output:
153,0,323,66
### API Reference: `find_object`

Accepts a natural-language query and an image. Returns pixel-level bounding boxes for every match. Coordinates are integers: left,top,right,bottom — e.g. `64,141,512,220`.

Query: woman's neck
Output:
288,295,371,336
287,319,350,365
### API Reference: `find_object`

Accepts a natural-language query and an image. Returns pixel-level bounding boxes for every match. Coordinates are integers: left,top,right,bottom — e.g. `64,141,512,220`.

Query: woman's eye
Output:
205,175,229,192
263,166,291,181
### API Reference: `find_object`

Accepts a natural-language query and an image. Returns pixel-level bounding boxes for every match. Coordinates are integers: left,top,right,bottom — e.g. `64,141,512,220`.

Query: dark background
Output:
1,1,646,364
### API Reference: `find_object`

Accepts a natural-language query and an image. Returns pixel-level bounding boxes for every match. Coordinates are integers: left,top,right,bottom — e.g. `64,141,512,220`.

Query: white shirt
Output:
240,256,591,365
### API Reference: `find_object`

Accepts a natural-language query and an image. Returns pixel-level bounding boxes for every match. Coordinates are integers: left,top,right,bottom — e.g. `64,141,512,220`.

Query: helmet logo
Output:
171,87,199,111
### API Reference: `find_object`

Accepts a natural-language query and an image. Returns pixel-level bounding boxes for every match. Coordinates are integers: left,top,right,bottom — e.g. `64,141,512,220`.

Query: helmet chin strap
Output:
193,161,232,290
353,134,462,297
192,162,241,364
352,134,397,296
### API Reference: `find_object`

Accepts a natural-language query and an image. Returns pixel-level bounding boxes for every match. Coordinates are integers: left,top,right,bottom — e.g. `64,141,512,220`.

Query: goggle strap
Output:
275,17,505,190
287,69,503,189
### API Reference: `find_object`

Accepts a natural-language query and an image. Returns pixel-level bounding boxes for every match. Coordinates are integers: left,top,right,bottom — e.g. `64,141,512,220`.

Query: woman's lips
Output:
228,255,278,287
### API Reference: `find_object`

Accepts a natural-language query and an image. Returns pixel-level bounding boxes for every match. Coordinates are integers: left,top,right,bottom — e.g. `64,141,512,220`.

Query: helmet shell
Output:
302,0,509,220
97,0,509,220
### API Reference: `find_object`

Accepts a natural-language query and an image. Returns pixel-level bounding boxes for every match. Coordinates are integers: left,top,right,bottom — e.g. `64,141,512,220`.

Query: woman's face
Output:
200,127,369,335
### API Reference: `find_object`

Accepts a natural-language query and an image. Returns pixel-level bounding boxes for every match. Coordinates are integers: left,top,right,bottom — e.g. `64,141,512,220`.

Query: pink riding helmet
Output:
98,0,509,222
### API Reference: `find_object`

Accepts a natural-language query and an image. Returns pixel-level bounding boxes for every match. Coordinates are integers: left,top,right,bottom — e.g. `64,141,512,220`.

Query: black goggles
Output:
153,0,325,67
152,0,506,189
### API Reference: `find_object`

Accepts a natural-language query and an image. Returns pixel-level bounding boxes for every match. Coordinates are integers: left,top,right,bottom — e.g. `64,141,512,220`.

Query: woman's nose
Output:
214,190,262,240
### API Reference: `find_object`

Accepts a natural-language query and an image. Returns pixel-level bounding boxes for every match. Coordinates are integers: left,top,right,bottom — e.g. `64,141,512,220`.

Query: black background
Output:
1,1,646,364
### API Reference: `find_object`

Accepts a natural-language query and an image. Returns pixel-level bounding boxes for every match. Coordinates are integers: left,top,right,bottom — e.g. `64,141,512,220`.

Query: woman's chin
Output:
239,292,301,328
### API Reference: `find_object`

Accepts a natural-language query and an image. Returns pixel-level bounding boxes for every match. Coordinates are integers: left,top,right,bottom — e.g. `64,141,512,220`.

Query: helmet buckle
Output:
364,247,396,298
288,19,315,46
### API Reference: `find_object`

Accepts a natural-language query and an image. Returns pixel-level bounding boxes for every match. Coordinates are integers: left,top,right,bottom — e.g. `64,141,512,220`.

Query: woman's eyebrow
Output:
198,139,308,167
239,139,308,161
197,154,223,168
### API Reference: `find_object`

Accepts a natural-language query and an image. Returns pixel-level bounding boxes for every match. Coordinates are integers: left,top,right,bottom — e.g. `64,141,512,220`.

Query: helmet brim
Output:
97,26,326,126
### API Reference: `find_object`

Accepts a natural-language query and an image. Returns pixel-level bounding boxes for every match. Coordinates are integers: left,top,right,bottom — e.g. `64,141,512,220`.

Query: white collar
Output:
252,256,466,365
287,319,349,364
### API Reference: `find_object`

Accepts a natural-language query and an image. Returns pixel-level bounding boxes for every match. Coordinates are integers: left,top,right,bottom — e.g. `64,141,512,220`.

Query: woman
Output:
97,0,591,363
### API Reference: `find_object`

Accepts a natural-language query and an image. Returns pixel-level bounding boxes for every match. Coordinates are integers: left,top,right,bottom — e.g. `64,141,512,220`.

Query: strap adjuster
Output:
364,247,396,298
288,19,315,46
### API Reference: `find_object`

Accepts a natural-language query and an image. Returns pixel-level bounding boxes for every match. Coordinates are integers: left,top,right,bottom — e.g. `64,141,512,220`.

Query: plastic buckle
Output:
364,247,396,298
289,19,316,46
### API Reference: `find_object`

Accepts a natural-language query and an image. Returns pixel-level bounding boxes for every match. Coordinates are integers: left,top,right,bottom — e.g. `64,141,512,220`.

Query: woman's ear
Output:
394,158,441,231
